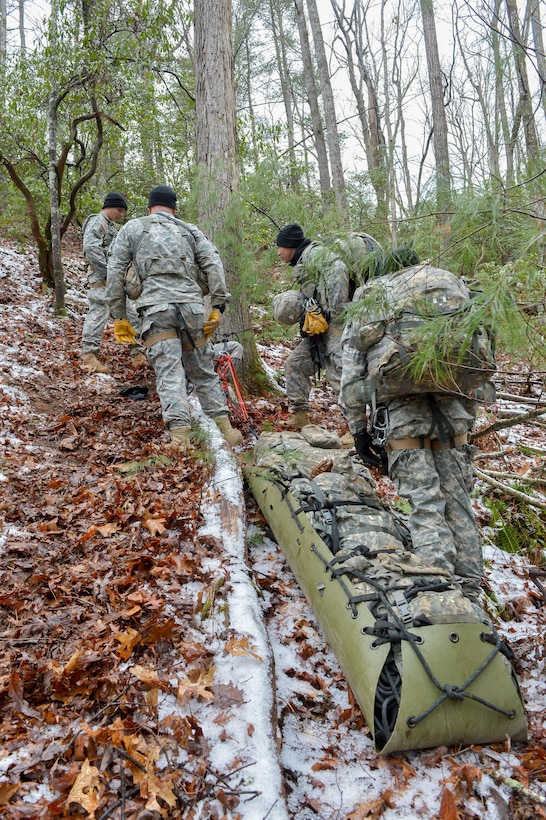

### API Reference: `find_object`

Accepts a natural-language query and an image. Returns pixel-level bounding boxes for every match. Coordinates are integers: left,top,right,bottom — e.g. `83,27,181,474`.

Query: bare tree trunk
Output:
269,0,299,187
505,0,544,264
293,0,332,207
0,0,6,61
379,0,414,223
48,92,66,317
0,155,51,283
419,0,452,226
194,0,273,394
528,0,546,123
19,0,25,50
491,0,514,186
453,8,500,181
305,0,348,216
329,0,389,222
242,35,259,172
505,0,540,165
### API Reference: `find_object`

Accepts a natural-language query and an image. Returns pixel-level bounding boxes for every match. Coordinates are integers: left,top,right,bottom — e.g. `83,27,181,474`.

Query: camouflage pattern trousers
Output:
388,444,483,599
141,303,228,430
285,331,342,411
82,283,142,356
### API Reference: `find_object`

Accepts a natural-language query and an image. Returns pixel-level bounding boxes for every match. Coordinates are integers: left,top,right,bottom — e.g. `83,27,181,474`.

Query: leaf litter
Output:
0,238,545,819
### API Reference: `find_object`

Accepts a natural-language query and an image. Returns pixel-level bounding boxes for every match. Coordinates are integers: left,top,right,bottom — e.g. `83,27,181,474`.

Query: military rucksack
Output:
353,264,496,402
272,290,305,325
334,232,384,289
124,215,208,300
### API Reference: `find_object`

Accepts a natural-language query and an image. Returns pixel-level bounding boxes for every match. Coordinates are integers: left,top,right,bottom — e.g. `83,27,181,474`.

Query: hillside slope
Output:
0,241,545,819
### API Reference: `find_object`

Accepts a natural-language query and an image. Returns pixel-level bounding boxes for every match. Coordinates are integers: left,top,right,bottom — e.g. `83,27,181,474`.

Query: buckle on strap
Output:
391,591,413,625
430,432,468,450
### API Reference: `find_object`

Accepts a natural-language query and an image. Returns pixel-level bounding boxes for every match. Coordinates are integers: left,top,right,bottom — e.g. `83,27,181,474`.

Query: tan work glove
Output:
114,318,138,345
203,308,221,338
302,307,329,335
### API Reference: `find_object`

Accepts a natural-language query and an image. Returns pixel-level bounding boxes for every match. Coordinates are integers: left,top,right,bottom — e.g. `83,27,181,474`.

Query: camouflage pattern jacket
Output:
107,211,229,320
293,242,350,326
340,265,478,438
82,213,118,284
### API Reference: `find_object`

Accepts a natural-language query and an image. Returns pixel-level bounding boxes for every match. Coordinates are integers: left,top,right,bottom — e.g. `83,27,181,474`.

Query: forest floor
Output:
0,238,545,820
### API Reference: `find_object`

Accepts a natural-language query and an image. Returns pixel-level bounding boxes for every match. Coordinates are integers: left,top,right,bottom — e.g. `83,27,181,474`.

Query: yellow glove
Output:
114,318,138,345
302,308,329,335
203,308,221,338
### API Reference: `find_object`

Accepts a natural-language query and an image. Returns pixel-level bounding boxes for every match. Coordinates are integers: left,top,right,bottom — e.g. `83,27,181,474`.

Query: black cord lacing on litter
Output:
265,471,516,736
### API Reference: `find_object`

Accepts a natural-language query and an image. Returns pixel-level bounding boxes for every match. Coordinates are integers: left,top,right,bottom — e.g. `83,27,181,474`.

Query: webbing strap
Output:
142,330,178,349
142,329,208,352
89,280,106,289
386,433,468,452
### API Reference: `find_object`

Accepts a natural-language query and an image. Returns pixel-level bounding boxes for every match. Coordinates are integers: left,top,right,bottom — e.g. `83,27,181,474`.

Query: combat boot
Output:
170,426,192,452
82,353,109,374
213,415,243,447
279,409,310,430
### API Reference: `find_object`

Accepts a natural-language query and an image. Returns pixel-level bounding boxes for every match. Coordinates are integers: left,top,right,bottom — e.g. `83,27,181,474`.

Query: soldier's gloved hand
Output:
114,318,138,345
354,430,388,474
203,308,221,338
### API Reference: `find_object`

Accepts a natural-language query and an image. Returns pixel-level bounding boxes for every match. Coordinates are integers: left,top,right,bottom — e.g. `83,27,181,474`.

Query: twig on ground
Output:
476,467,546,487
473,465,546,511
485,767,546,805
496,392,546,406
474,448,518,460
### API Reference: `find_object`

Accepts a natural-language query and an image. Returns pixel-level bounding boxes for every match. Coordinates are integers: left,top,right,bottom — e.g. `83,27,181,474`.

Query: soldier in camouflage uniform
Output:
106,185,242,451
275,223,350,429
340,270,483,603
81,192,146,373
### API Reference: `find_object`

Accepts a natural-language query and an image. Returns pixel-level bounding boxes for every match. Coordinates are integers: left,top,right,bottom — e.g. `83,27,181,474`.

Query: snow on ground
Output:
1,240,545,819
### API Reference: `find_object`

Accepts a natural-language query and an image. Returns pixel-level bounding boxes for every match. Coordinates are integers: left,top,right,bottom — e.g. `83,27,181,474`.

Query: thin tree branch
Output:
472,406,546,440
473,465,546,510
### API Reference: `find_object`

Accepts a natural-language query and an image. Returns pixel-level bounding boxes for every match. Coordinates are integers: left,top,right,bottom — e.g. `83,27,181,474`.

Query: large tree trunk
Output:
194,0,275,394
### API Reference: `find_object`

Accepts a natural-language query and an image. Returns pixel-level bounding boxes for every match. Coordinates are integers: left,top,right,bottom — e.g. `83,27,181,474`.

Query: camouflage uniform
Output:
286,242,350,412
383,395,482,599
340,275,483,600
82,212,141,356
211,339,243,369
106,211,229,430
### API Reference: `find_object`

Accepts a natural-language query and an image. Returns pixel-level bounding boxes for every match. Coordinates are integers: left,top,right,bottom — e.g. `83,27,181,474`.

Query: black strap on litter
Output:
264,470,516,744
312,538,514,725
294,481,388,556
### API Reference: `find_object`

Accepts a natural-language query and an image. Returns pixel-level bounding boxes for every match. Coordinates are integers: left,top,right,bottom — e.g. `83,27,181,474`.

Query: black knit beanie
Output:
276,223,305,248
102,192,128,210
148,185,177,210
